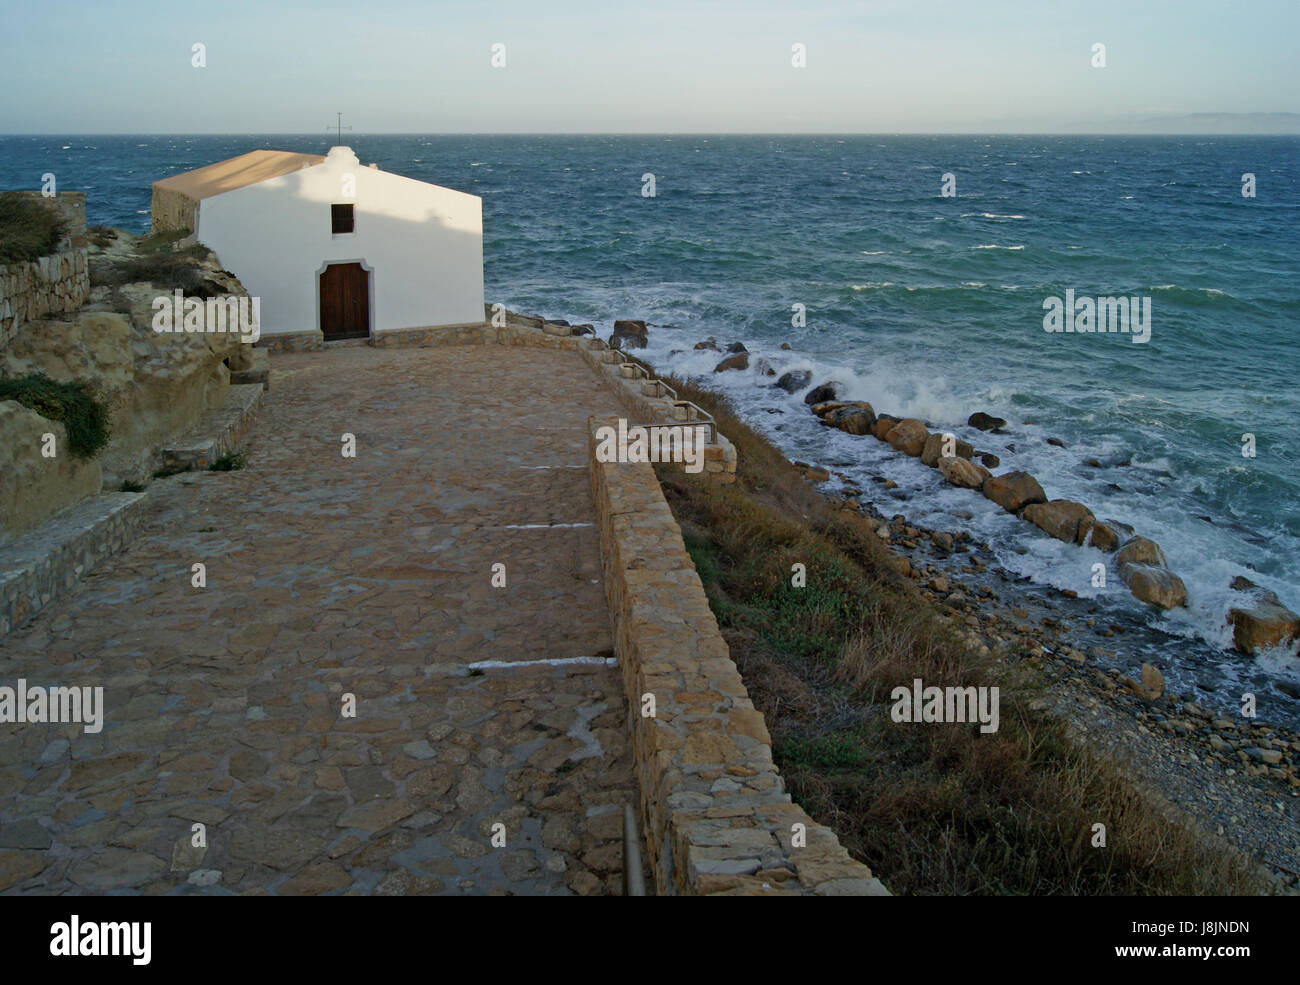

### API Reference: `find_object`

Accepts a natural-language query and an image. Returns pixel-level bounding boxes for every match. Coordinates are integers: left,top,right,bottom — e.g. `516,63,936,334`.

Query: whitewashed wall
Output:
196,147,484,338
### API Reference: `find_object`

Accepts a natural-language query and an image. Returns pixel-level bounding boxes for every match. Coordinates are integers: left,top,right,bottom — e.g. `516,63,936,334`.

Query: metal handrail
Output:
671,400,718,443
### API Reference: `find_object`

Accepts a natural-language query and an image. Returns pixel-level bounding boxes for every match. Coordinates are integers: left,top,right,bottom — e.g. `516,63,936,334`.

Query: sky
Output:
1,0,1297,133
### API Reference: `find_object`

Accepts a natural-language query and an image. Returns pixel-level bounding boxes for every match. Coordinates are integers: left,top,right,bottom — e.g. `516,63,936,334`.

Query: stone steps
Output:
159,382,264,471
229,347,270,389
0,490,148,638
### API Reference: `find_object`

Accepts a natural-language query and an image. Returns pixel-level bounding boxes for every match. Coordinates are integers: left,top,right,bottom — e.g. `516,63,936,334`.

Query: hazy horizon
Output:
2,0,1296,135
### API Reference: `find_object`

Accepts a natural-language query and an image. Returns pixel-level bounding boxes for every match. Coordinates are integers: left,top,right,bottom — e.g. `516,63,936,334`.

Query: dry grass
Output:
651,367,1265,896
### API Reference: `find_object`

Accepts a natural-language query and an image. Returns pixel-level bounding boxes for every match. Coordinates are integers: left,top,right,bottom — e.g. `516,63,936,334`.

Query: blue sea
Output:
2,133,1298,693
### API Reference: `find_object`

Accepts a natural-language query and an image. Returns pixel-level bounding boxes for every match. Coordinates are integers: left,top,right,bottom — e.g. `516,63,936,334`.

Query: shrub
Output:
0,373,110,459
208,450,246,471
0,192,67,263
87,225,116,248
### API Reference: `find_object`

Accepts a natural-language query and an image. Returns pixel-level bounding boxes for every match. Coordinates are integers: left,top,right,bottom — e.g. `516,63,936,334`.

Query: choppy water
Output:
2,133,1298,696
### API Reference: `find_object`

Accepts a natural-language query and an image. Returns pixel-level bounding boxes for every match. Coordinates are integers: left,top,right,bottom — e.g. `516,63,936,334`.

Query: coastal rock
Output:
713,352,749,373
920,432,974,467
804,382,840,405
570,324,595,336
2,264,246,491
871,414,899,440
979,452,1000,469
981,471,1047,514
609,319,648,350
774,369,812,393
0,401,102,541
937,455,987,489
820,402,875,436
1023,500,1095,546
1115,537,1167,569
1120,563,1188,609
725,341,748,354
885,418,928,457
694,337,721,352
1134,663,1165,699
1088,520,1122,552
968,411,1007,432
780,342,792,350
1226,590,1300,655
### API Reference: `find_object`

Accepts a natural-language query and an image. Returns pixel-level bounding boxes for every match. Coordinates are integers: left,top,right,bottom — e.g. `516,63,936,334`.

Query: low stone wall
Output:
0,192,90,348
577,342,737,482
259,330,324,353
149,185,197,236
587,415,888,896
0,491,147,638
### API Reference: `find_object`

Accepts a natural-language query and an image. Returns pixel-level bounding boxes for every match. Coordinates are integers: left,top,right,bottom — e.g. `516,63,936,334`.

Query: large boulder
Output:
1023,500,1095,545
1227,589,1300,655
804,382,840,405
774,369,812,393
713,352,749,373
871,414,899,440
820,402,875,436
1115,537,1166,569
968,411,1007,432
1120,563,1188,609
920,432,974,467
2,263,246,489
886,418,928,457
0,401,102,541
937,455,988,489
981,471,1047,514
609,319,648,350
1087,520,1123,552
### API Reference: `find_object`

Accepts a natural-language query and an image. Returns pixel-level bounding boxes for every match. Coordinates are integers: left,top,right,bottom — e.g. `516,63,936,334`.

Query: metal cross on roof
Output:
327,112,352,144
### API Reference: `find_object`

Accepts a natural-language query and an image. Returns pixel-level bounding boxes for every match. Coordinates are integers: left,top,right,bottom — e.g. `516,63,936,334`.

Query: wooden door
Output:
320,262,370,340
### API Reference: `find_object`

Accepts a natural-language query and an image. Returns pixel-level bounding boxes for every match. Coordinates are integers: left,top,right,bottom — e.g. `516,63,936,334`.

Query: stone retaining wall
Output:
587,415,888,896
0,491,148,638
0,192,89,348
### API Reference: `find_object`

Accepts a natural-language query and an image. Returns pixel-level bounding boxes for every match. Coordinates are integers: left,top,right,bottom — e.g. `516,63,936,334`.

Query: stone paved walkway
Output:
0,345,639,895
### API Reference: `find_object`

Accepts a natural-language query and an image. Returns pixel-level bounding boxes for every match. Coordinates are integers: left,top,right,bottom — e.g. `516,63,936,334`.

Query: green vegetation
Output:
89,228,218,296
137,228,191,252
87,225,116,249
119,479,145,493
652,370,1264,896
0,192,66,263
0,373,109,459
208,450,246,472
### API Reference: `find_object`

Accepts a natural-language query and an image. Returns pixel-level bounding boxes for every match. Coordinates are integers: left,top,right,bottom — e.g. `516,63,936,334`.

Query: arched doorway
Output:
319,262,370,341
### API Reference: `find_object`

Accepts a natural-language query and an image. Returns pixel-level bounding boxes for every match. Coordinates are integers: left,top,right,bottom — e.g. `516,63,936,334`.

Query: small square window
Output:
331,204,355,234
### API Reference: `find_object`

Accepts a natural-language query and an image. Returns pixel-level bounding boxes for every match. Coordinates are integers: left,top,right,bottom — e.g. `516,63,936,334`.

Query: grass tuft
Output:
208,450,246,472
0,373,110,459
646,362,1264,896
0,192,67,263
